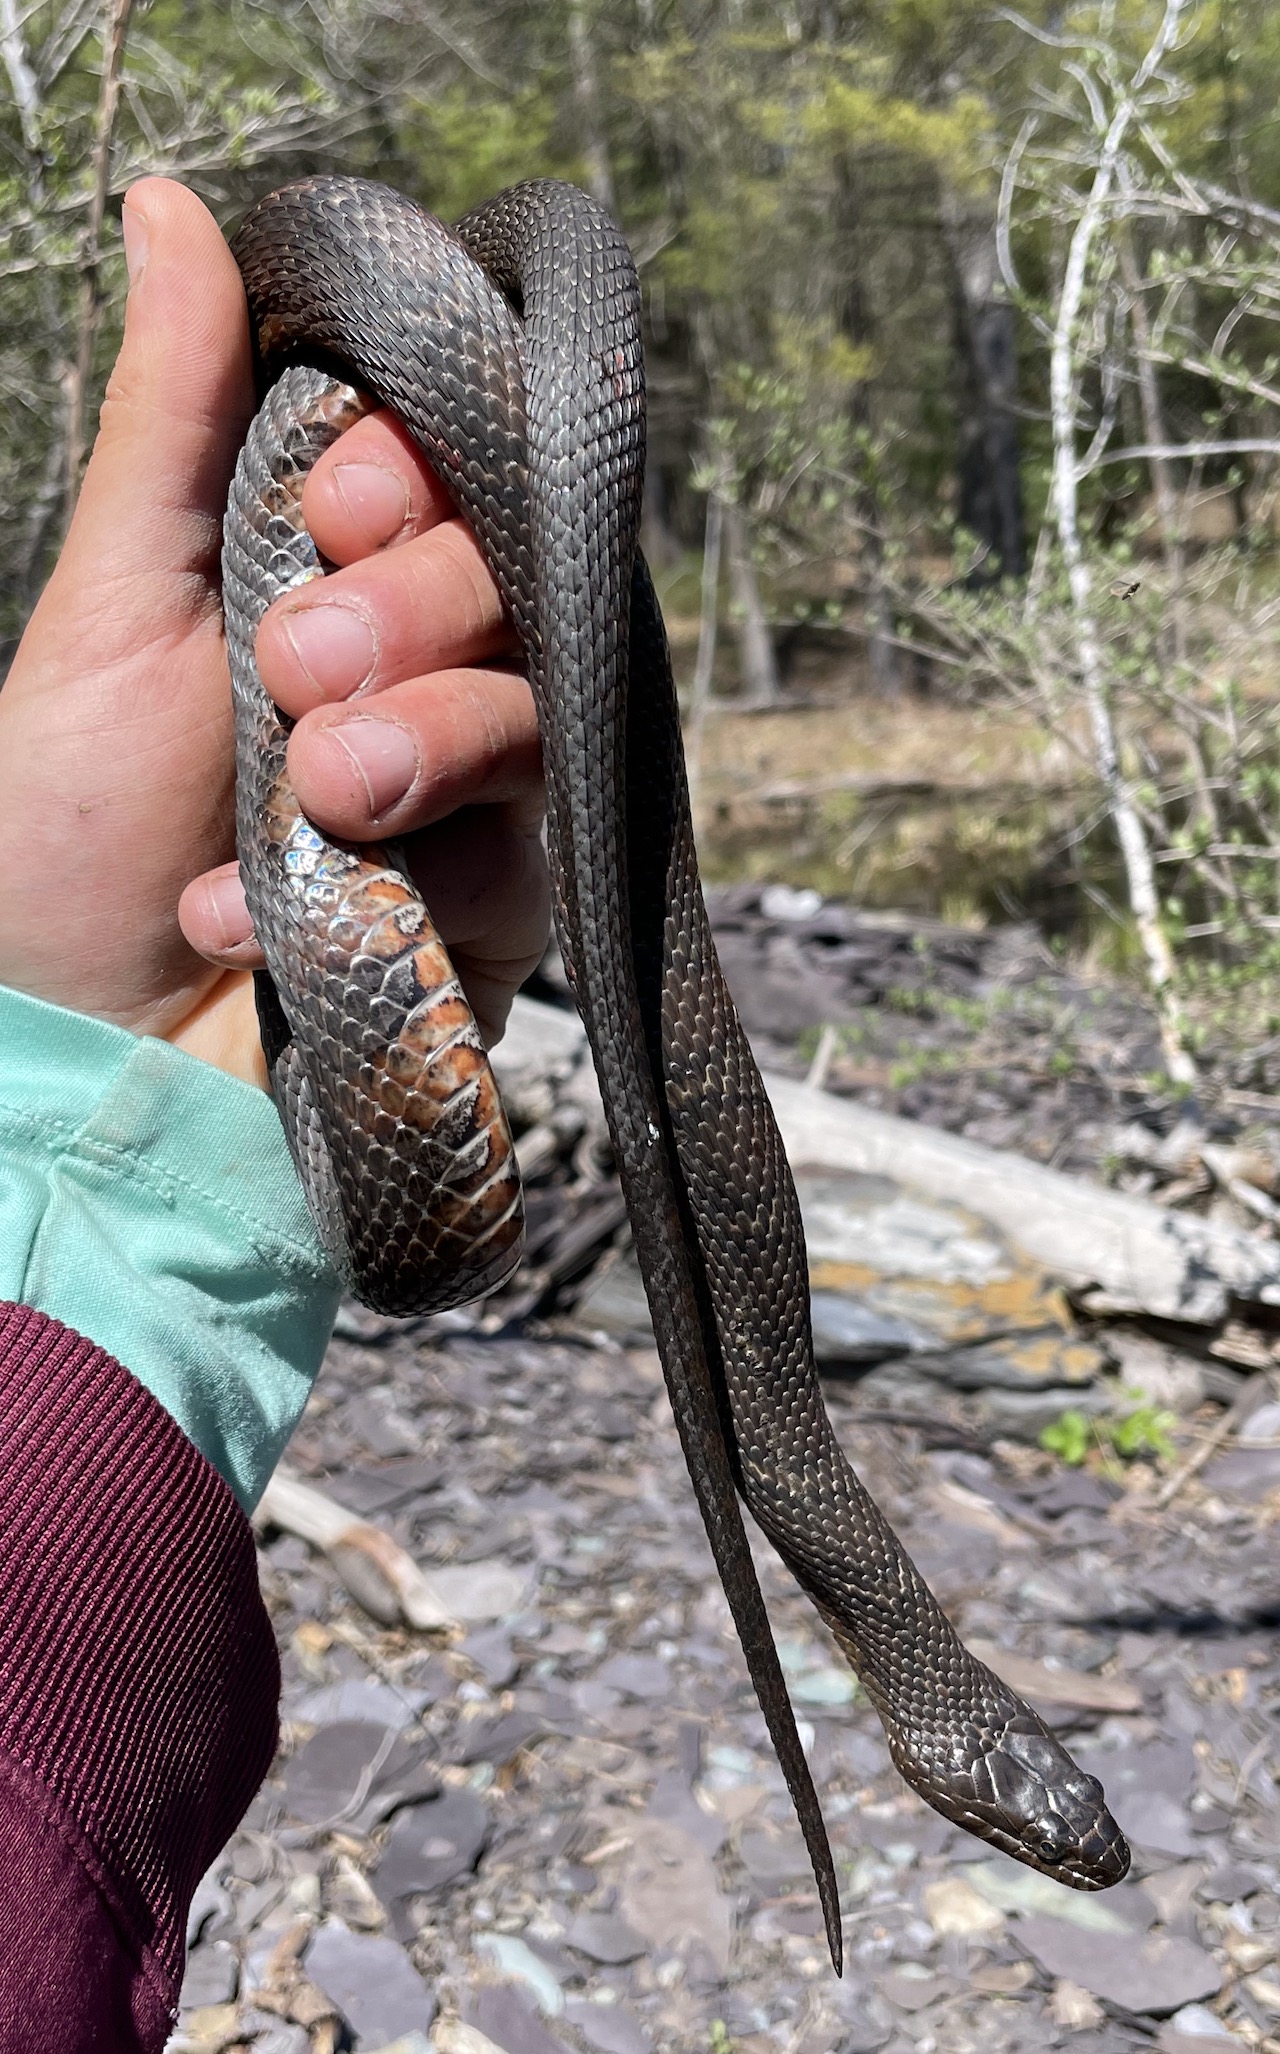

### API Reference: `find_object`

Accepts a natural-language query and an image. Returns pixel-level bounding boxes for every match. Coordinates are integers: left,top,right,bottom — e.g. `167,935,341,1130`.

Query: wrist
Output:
162,971,269,1090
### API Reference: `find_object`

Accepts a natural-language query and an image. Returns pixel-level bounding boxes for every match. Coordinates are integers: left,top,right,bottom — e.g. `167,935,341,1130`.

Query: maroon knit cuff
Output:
0,1302,280,1994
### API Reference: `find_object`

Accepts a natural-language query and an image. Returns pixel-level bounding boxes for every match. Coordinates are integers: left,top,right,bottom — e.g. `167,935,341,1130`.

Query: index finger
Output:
301,406,460,563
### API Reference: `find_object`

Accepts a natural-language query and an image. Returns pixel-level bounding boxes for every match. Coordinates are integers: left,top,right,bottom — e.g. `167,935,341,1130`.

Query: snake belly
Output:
225,175,1130,1970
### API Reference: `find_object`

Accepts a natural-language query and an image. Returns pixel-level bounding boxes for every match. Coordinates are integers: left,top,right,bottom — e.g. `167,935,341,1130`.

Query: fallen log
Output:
493,997,1280,1327
761,1071,1280,1325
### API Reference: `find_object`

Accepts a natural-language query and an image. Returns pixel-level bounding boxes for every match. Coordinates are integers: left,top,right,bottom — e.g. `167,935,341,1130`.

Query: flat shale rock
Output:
562,1997,652,2054
178,1938,239,2008
563,1912,648,1965
294,1678,426,1732
1111,1788,1199,1860
305,1920,436,2046
1014,1918,1222,2015
462,1983,573,2054
617,1816,734,1975
592,1652,670,1699
375,1789,491,1913
283,1720,404,1826
808,1289,932,1364
1201,1445,1280,1499
474,1937,566,2017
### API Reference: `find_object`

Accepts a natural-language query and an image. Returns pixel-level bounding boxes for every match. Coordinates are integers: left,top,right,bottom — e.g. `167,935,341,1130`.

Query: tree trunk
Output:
723,500,780,706
686,491,724,809
567,0,616,216
833,158,900,697
942,197,1026,581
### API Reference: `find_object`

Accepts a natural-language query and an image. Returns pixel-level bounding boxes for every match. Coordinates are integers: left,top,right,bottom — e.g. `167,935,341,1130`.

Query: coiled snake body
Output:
224,176,1129,1968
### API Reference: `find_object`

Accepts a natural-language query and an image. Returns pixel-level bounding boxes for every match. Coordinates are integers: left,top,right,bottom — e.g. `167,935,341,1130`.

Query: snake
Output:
223,175,1130,1970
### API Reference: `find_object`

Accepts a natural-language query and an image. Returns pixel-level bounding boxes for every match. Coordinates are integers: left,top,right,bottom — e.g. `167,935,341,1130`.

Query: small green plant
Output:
1108,1404,1177,1463
1040,1408,1093,1466
709,2024,734,2054
887,1046,961,1089
1040,1401,1177,1470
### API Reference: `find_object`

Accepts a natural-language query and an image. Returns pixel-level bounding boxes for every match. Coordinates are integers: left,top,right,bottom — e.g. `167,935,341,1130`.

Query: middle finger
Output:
256,515,519,717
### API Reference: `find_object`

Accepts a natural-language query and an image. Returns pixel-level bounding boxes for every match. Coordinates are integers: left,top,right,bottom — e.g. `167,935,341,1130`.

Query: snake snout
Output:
986,1724,1131,1888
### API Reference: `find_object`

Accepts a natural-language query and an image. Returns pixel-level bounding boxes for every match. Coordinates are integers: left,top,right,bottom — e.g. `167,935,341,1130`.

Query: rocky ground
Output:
169,888,1280,2054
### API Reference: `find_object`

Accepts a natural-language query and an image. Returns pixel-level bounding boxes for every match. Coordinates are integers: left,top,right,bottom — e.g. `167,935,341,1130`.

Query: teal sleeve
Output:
0,983,341,1514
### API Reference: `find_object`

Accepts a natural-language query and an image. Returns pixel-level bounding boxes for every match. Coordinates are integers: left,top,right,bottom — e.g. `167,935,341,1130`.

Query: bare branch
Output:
1079,437,1280,475
1039,0,1195,1078
996,114,1044,318
62,0,134,519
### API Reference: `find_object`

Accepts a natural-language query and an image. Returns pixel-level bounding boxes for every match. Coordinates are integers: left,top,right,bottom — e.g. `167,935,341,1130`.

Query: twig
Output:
1224,1089,1280,1113
1081,436,1280,473
805,1023,839,1091
1152,1370,1271,1509
256,1467,457,1630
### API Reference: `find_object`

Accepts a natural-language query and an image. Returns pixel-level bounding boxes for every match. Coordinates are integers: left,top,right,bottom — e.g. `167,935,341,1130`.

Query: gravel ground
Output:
170,891,1280,2054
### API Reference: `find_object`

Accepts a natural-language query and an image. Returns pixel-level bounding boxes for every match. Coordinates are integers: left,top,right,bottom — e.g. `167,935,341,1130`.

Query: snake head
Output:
885,1703,1130,1889
961,1714,1131,1888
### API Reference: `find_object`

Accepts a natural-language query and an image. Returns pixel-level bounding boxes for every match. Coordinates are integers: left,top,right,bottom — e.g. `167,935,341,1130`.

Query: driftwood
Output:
492,997,1280,1327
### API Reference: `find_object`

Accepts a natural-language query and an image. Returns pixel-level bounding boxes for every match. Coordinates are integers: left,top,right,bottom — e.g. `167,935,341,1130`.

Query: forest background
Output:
4,0,1280,1080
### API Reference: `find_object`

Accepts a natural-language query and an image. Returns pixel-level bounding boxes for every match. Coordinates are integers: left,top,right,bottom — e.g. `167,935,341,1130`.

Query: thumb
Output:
39,177,253,666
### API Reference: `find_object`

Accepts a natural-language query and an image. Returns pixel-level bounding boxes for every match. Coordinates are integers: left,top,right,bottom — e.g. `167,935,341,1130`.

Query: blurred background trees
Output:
5,0,1280,1066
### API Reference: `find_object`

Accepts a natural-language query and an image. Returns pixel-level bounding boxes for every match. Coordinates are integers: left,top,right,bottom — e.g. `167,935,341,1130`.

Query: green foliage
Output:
8,0,1280,1027
1108,1404,1178,1462
1040,1400,1178,1469
397,84,564,222
1040,1409,1094,1467
0,0,344,643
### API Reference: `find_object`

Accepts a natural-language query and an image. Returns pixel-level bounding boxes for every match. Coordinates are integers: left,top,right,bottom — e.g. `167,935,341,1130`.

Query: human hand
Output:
0,177,548,1090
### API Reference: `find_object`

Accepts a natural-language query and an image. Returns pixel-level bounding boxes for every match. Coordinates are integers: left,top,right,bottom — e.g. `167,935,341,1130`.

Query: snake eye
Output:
1029,1814,1071,1863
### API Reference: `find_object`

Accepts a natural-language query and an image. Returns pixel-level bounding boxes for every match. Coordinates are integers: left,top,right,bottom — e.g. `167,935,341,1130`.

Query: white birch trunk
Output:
1046,0,1195,1085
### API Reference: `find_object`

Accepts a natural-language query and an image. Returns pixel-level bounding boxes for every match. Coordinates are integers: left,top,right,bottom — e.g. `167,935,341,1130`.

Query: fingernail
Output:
282,604,377,696
327,717,420,819
332,462,411,545
122,203,148,288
